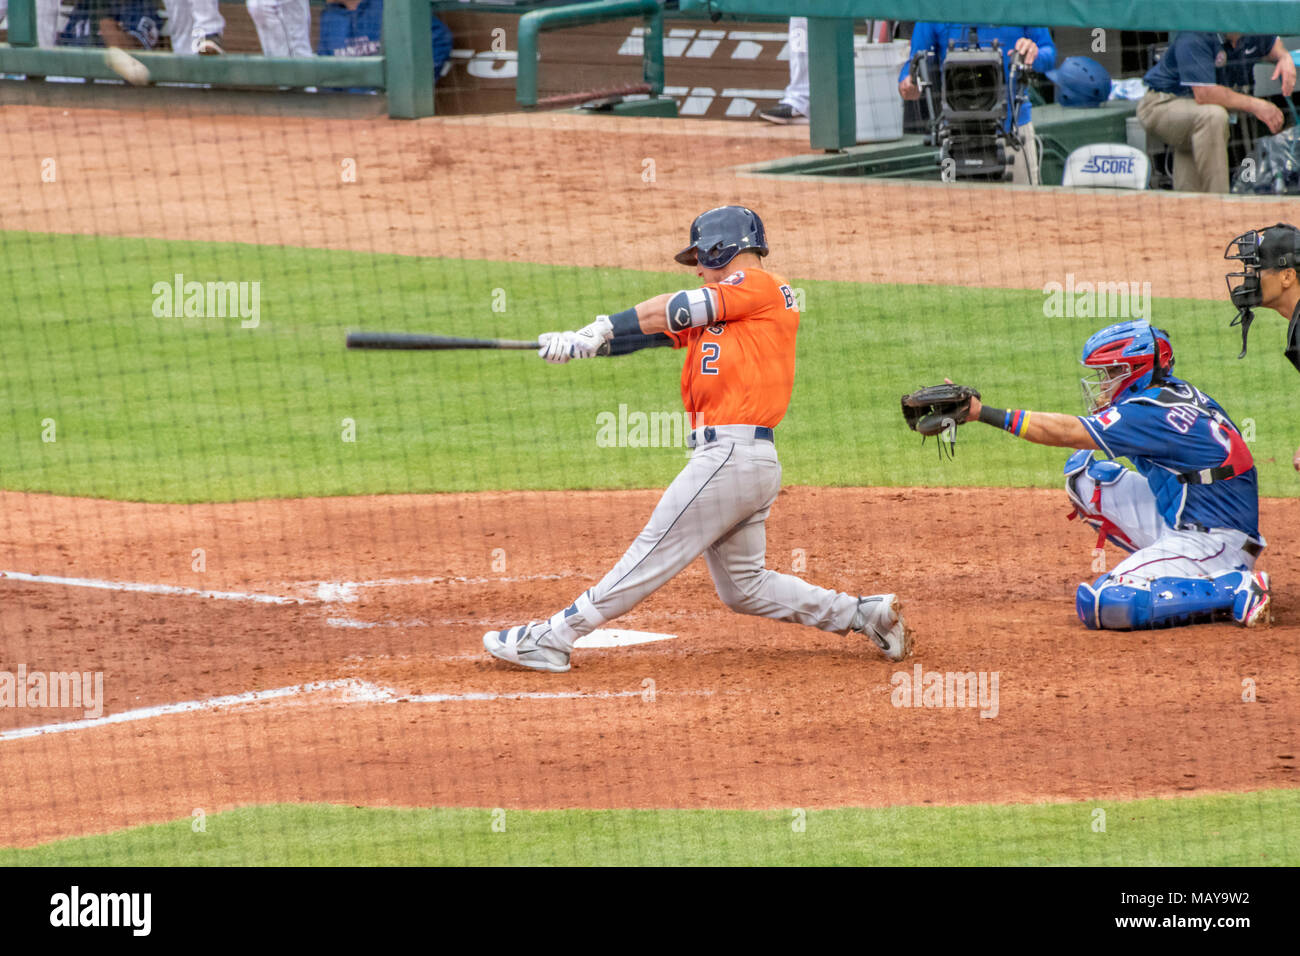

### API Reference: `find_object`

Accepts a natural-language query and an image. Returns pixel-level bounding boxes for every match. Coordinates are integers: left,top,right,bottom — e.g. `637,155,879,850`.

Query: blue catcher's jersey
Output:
58,0,160,49
1078,378,1259,538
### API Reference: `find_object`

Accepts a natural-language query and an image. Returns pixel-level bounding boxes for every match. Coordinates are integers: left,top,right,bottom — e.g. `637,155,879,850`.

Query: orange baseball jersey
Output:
664,268,800,428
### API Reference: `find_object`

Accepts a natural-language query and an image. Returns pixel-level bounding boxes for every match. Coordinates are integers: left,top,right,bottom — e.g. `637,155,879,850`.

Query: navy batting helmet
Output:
674,205,769,269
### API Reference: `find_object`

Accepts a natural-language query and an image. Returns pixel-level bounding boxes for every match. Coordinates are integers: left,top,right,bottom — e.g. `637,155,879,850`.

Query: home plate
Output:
575,628,676,649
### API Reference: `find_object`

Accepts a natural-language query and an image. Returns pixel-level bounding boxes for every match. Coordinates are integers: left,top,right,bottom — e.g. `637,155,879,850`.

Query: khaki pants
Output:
1009,121,1040,185
1137,91,1230,193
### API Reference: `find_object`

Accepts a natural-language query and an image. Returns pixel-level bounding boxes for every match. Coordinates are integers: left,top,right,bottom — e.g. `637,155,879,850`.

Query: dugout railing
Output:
681,0,1300,150
0,0,672,118
4,0,1300,138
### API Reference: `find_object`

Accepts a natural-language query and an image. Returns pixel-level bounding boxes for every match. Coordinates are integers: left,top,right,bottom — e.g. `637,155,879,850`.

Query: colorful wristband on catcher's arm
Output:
609,307,641,338
1006,410,1032,437
976,405,1032,436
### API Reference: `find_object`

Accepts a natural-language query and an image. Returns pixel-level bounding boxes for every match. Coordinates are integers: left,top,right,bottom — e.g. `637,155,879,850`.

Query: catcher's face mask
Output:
1079,364,1132,415
1078,325,1168,414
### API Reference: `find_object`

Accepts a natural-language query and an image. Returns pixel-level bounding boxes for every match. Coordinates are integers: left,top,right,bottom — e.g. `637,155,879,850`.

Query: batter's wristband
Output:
977,405,1008,428
609,307,641,338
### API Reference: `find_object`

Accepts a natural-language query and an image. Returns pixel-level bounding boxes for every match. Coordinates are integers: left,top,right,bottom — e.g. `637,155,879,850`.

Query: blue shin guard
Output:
1076,572,1243,630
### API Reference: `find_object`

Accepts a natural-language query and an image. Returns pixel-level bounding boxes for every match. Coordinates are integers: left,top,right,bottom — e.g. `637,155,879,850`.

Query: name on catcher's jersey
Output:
1078,379,1259,537
664,268,799,429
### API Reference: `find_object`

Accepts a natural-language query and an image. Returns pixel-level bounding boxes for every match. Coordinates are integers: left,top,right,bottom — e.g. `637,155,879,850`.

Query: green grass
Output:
2,791,1295,865
2,230,1297,502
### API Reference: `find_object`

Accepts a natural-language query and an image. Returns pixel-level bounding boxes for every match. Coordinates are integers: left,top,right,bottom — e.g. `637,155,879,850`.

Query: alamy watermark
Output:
152,273,260,328
0,665,104,718
891,665,999,718
1043,274,1151,320
596,404,692,448
50,886,150,936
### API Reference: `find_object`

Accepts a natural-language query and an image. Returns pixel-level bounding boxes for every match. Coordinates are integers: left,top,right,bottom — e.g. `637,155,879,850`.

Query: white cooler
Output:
854,38,911,143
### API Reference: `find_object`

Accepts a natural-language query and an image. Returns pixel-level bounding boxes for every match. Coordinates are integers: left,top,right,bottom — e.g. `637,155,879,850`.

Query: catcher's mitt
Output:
901,384,981,457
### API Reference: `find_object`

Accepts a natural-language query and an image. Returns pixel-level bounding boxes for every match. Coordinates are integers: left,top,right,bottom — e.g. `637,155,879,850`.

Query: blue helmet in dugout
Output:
1045,56,1113,108
1079,321,1174,414
675,205,769,269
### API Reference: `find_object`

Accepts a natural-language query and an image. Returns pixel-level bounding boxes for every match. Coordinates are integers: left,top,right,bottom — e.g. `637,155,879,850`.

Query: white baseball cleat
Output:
483,622,571,673
758,103,809,125
1232,571,1271,628
196,34,225,55
850,594,913,661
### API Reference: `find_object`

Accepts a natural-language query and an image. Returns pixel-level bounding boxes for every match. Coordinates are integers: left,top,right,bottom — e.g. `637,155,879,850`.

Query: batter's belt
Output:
687,425,774,448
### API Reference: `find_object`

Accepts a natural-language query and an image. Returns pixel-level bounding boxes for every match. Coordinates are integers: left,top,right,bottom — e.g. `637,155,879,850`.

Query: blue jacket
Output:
319,0,454,76
900,23,1056,129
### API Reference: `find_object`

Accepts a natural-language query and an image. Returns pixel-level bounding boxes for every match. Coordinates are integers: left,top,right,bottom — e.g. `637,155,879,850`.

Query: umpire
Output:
1225,222,1300,470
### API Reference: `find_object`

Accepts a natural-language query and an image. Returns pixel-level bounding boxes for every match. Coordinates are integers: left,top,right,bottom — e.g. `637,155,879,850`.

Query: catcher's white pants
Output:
247,0,314,58
1071,466,1260,583
162,0,225,54
547,429,860,647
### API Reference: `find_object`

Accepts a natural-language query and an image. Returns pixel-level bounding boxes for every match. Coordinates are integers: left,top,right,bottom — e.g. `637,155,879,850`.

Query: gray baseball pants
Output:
546,426,861,647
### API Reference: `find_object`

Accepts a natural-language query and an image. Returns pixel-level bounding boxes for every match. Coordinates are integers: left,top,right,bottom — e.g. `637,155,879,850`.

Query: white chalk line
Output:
1,569,680,648
305,573,582,604
0,679,370,742
0,570,302,605
326,617,429,629
408,689,643,703
0,678,706,743
1,569,587,608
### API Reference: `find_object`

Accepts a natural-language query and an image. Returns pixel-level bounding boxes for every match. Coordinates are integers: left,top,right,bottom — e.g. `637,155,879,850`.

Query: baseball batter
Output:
484,206,911,673
931,320,1270,629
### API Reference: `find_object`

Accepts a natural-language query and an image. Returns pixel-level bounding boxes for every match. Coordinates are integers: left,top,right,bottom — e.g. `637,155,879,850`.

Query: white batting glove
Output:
537,331,572,364
568,315,614,359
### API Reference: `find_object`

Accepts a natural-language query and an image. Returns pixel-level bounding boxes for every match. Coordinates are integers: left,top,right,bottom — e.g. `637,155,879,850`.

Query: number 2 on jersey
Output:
700,341,721,375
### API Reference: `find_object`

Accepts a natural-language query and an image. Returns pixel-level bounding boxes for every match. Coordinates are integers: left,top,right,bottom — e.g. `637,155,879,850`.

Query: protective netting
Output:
0,11,1296,872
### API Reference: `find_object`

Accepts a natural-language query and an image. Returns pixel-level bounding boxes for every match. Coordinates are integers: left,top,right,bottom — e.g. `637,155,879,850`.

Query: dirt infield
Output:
2,103,1299,847
3,105,1300,298
1,486,1296,846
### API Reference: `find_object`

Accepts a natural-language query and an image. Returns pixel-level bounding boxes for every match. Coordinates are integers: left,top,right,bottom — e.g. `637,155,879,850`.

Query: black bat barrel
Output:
346,332,539,351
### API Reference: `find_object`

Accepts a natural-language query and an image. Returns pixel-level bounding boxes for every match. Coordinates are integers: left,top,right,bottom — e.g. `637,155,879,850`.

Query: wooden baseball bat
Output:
346,332,540,351
536,82,653,111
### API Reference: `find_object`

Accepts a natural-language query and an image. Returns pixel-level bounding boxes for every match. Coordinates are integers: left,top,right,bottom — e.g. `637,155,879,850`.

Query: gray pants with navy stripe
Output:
547,428,860,647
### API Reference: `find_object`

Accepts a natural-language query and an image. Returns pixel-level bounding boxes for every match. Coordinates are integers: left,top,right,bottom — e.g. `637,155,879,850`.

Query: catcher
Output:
903,320,1270,629
482,206,911,673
